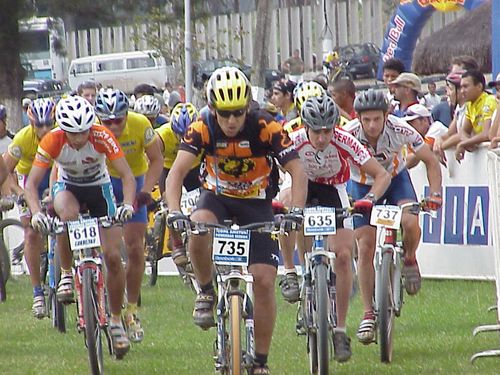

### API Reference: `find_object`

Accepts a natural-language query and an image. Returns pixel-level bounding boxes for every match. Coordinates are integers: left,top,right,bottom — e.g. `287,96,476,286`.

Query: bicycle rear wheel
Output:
314,263,330,375
82,267,104,375
229,294,242,375
0,250,6,302
378,251,396,363
0,218,24,278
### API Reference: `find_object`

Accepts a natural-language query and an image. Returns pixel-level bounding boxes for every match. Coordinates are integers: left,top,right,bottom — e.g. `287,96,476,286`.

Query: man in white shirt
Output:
423,82,441,110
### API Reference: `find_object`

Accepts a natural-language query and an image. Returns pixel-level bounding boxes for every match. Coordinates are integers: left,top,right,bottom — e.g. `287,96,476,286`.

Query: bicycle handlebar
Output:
48,216,117,235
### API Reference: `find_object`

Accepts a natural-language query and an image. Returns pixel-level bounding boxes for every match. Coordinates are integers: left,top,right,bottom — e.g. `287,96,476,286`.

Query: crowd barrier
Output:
410,145,495,280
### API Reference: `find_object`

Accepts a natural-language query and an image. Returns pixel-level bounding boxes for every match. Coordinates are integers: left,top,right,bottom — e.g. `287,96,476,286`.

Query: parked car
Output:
339,42,381,79
193,59,284,89
23,79,69,99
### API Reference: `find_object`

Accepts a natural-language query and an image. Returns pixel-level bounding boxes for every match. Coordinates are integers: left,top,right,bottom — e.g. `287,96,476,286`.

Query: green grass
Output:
1,275,499,374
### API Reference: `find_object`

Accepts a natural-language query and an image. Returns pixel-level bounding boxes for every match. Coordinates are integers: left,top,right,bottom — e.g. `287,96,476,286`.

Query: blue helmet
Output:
95,89,129,120
170,103,198,136
28,98,56,126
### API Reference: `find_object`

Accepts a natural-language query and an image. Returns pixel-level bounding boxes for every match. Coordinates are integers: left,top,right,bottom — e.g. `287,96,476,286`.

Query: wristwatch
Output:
363,192,377,203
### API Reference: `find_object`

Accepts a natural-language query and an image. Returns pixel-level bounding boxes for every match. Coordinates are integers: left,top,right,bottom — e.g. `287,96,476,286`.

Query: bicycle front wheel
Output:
229,294,242,375
52,250,66,333
314,263,330,375
0,253,6,302
82,268,104,375
378,251,396,363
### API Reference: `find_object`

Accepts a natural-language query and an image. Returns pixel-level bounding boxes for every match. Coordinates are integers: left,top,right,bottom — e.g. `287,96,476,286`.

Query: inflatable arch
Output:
377,0,487,80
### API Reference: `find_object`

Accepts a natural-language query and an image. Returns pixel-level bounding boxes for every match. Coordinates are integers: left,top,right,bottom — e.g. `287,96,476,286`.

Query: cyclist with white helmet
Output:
342,89,442,345
24,96,136,357
3,98,55,319
95,89,163,344
165,66,307,374
134,94,168,129
156,102,201,266
281,93,391,362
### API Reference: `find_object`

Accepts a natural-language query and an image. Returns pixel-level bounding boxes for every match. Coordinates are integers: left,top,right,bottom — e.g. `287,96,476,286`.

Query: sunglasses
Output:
34,120,55,128
216,108,246,118
101,117,124,126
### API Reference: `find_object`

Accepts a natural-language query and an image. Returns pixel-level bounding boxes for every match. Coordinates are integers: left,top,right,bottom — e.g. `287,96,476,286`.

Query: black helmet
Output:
301,94,340,130
354,89,388,114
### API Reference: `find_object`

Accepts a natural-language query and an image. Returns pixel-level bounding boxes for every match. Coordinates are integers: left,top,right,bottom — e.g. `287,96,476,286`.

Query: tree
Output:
251,0,273,100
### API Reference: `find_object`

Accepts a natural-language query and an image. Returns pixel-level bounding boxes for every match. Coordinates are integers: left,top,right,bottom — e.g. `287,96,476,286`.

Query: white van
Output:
68,50,172,93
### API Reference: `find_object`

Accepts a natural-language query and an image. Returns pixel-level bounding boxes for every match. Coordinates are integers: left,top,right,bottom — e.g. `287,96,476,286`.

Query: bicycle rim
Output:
378,252,395,363
229,294,242,375
0,260,5,302
0,241,10,285
83,268,104,375
0,218,23,280
314,263,330,375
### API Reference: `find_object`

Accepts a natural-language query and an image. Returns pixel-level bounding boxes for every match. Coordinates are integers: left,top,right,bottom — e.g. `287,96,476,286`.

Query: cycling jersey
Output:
343,114,425,185
156,122,201,169
155,114,168,129
283,117,302,134
107,111,157,177
8,125,52,175
465,92,497,134
179,109,298,199
289,126,371,185
34,125,124,186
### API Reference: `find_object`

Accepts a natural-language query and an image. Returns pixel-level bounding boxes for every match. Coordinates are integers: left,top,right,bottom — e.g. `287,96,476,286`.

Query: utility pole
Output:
184,0,193,102
251,0,273,102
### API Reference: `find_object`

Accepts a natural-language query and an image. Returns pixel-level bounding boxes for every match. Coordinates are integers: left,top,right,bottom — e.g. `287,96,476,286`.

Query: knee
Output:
334,248,351,268
103,251,123,272
57,206,80,221
252,270,276,296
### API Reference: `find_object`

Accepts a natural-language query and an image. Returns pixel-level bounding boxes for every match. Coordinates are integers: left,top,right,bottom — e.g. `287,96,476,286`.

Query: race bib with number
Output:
370,205,402,229
303,206,336,236
67,217,101,250
212,229,250,266
180,188,200,215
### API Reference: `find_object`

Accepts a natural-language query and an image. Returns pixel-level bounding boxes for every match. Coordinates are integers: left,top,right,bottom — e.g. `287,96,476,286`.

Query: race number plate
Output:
67,218,101,250
370,205,402,229
303,207,336,236
180,188,200,215
212,229,250,266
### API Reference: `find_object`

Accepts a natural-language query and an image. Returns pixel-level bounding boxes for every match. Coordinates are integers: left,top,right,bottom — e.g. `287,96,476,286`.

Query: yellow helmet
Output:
293,81,325,112
207,67,251,110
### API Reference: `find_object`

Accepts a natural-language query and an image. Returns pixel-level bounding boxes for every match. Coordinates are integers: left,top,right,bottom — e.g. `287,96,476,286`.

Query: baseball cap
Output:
390,72,422,93
487,73,500,88
403,103,431,122
273,80,297,95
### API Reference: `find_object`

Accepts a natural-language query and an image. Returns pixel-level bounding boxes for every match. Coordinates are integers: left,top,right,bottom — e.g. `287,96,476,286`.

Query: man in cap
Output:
389,72,422,117
488,73,500,101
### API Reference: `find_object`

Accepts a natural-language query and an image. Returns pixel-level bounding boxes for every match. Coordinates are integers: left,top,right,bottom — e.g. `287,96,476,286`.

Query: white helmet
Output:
56,96,95,133
133,95,161,117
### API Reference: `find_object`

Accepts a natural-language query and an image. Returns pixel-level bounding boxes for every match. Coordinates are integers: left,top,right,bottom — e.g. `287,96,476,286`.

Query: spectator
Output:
488,73,500,101
423,82,441,110
22,98,31,127
77,81,98,105
282,49,305,83
167,91,182,111
312,73,329,91
0,105,13,154
331,79,357,120
403,103,447,169
433,70,467,165
133,83,156,99
271,80,297,123
450,55,479,73
455,70,497,161
382,58,405,103
389,72,422,117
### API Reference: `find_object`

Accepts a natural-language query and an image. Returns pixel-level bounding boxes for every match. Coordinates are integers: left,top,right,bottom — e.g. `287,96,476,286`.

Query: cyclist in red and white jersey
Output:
342,89,442,345
24,96,137,358
279,94,390,362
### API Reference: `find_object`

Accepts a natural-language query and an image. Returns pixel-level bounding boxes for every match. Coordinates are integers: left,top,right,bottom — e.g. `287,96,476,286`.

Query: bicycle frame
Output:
214,265,255,372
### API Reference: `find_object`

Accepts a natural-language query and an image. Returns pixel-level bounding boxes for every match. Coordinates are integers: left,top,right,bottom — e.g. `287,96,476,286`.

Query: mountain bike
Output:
50,215,116,375
296,206,356,375
46,232,66,332
186,218,282,375
370,201,432,363
326,60,354,83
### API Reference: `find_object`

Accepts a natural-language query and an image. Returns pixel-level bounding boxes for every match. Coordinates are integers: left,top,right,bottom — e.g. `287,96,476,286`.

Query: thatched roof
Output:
413,1,491,75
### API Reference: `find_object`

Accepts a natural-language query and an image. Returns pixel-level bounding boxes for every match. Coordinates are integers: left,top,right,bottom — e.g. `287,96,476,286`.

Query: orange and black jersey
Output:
179,109,298,199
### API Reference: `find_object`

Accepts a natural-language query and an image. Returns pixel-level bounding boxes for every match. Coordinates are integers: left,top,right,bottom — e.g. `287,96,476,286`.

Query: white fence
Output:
65,1,465,76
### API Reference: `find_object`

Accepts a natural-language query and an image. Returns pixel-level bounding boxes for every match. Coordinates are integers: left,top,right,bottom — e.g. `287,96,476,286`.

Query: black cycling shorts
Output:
193,189,280,268
306,180,350,230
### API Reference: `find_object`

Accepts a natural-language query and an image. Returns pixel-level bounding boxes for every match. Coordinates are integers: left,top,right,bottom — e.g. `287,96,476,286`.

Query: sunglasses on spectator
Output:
216,108,246,118
101,117,124,126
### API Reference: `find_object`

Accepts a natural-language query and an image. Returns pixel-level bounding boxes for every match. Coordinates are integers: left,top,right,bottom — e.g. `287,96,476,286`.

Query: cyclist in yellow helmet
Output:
165,66,307,375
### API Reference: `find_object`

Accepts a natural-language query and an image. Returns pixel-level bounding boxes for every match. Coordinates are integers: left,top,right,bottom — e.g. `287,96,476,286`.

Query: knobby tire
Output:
229,294,242,375
314,263,330,375
83,268,104,375
378,251,395,363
